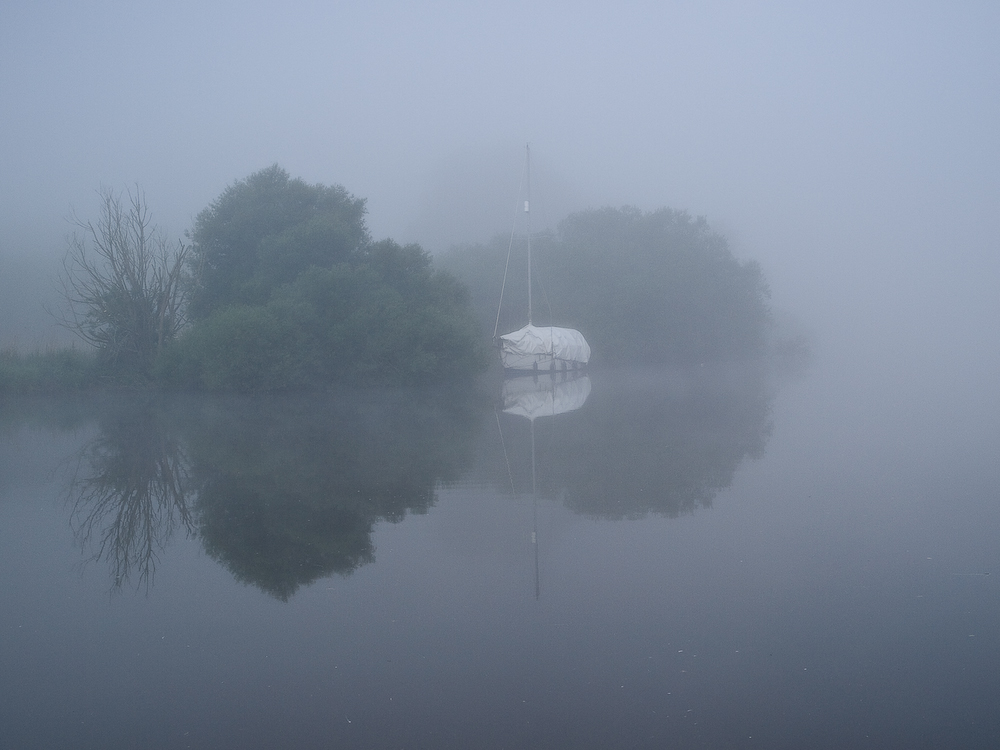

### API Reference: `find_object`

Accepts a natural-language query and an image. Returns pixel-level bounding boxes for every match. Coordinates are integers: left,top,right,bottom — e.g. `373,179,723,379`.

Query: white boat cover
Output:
502,373,592,420
498,324,591,370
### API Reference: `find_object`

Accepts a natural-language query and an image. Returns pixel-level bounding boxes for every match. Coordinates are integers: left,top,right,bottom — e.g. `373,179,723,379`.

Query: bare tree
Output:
59,187,189,379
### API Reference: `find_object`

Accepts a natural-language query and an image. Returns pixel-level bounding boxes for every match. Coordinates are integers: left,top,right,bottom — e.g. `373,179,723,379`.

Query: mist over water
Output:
2,348,999,747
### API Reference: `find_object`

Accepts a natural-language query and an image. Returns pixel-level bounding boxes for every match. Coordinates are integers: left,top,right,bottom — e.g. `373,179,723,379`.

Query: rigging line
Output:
493,149,529,339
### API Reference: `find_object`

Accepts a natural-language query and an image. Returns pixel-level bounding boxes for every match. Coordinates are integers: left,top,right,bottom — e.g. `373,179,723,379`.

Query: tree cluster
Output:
186,164,369,319
166,166,486,389
52,170,773,391
59,166,487,390
439,206,772,365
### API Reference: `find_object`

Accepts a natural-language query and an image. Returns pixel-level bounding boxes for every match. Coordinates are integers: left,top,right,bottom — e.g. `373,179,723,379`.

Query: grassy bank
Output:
0,347,99,394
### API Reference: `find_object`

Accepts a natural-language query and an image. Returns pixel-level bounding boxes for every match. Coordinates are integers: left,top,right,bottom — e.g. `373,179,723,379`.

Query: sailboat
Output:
494,145,591,372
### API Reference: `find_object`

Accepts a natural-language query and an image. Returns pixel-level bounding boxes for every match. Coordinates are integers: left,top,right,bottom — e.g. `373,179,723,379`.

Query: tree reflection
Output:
70,397,194,591
183,389,482,599
60,359,778,594
493,363,776,518
65,387,483,598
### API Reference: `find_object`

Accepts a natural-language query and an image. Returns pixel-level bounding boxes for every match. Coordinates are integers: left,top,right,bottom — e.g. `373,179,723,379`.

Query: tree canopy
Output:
161,166,487,390
188,164,369,318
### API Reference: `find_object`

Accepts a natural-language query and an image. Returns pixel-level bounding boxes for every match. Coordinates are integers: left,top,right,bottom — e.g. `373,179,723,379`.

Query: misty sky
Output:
2,0,999,368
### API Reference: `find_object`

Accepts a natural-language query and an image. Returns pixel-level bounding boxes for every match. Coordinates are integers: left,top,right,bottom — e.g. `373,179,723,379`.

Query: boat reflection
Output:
498,371,592,598
502,371,591,420
483,363,775,520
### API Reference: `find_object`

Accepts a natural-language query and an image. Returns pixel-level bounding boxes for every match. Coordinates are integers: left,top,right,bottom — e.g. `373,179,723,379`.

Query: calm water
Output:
2,356,999,749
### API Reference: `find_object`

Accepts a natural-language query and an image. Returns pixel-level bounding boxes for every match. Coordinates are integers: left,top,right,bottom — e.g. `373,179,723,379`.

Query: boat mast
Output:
525,144,532,325
531,415,540,599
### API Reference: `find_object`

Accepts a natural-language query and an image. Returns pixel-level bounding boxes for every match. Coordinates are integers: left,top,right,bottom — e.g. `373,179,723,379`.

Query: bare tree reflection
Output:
70,398,194,592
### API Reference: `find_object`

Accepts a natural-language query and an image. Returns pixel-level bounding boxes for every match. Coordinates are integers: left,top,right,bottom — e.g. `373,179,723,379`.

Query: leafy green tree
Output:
169,166,487,391
275,240,489,384
157,304,307,392
187,164,368,318
162,240,488,390
438,206,773,365
552,207,771,364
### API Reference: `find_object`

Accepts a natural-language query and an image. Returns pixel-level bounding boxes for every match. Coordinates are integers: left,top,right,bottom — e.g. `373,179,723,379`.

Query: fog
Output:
3,0,999,390
5,6,1000,745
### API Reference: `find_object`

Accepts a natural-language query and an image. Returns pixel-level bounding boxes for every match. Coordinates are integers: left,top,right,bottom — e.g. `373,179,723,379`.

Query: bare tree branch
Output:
57,186,189,379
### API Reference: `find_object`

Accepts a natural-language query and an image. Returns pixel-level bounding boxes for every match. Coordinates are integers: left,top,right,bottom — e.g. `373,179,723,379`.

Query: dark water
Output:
2,358,999,749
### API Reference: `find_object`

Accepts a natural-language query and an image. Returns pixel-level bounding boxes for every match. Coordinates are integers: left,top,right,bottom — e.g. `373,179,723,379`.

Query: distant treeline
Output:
0,347,97,394
438,206,773,366
1,167,774,393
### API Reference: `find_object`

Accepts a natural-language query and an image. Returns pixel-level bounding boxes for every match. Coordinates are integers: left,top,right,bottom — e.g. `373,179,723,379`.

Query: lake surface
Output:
2,355,999,749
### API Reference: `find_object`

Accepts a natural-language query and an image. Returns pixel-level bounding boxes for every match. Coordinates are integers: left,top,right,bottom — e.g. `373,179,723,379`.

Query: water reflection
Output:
8,360,776,596
490,364,774,518
63,387,483,597
184,391,481,599
501,371,592,419
70,399,194,592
